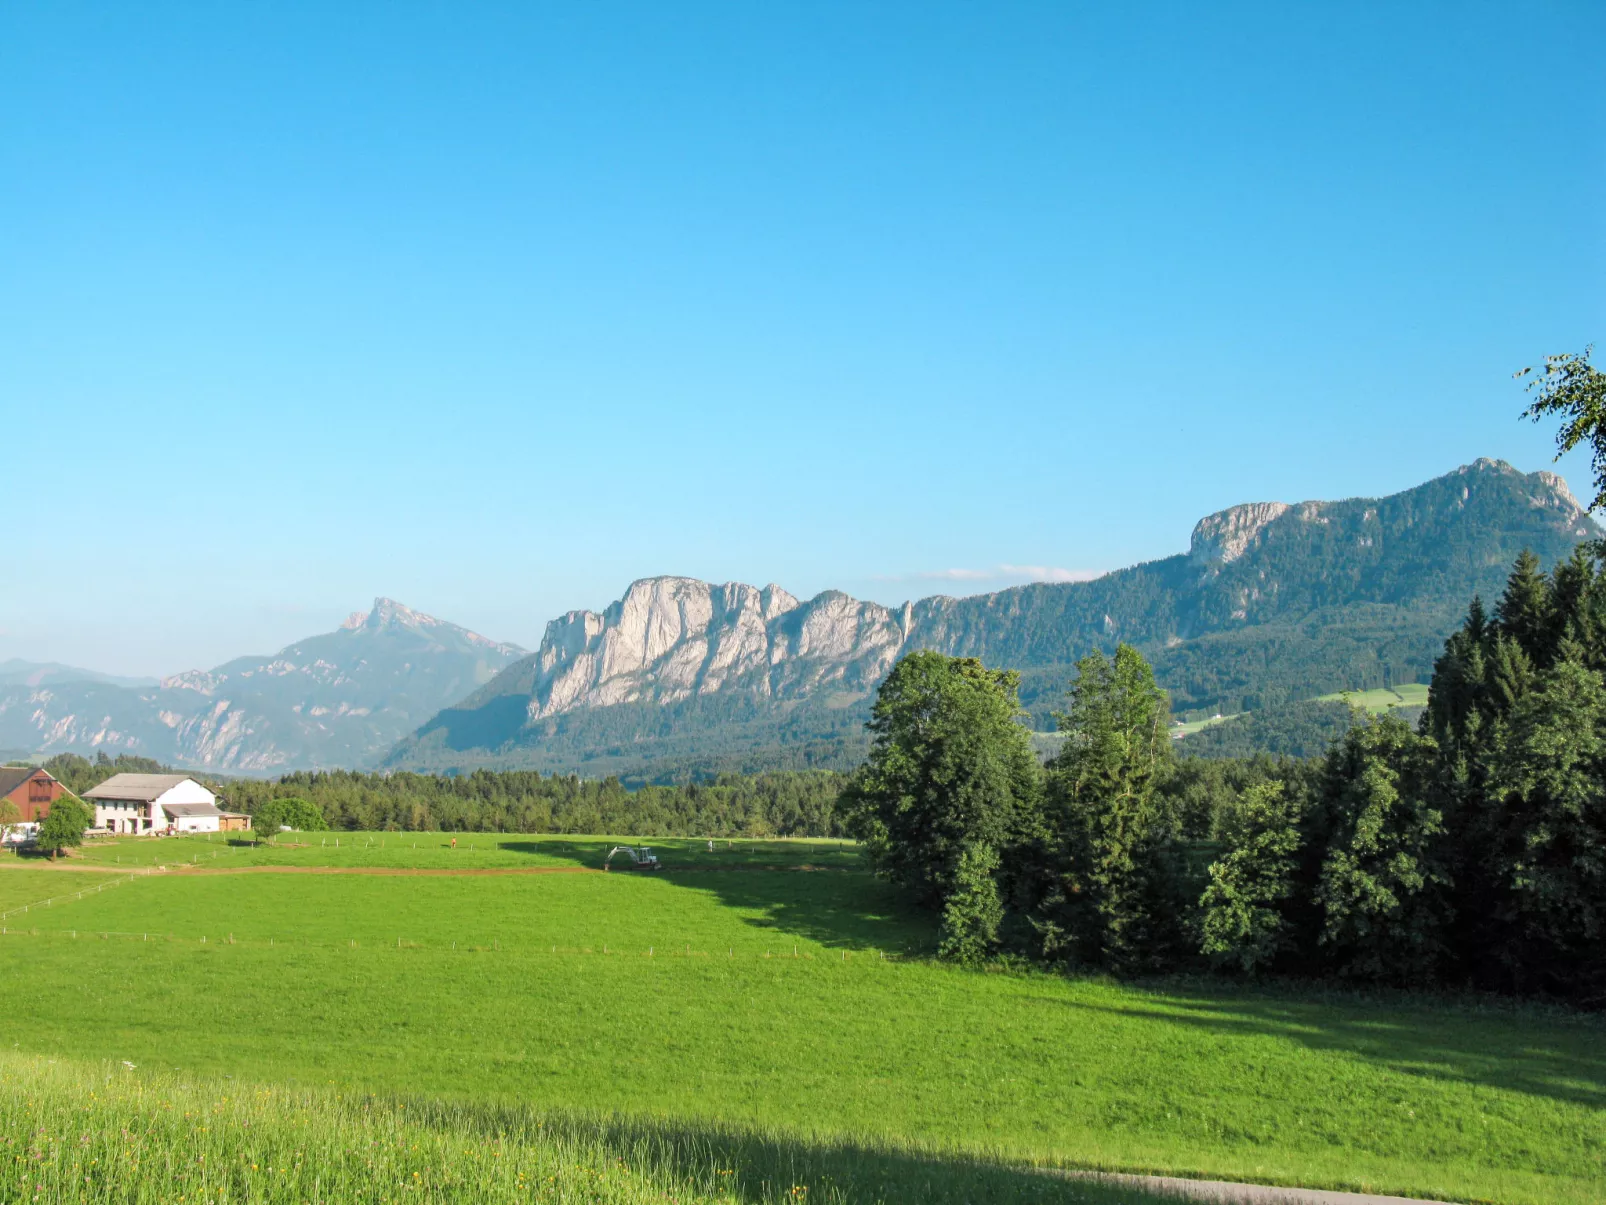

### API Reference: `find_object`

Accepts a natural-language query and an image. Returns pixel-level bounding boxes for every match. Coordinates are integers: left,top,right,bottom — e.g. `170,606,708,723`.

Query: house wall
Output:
172,814,221,834
3,772,64,823
94,801,152,834
150,781,218,829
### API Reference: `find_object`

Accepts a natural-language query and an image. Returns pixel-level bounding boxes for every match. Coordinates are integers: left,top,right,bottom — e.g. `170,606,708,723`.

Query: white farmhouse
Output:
83,773,240,834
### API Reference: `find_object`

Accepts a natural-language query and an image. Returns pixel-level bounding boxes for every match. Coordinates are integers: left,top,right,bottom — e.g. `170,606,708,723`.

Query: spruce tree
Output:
1041,644,1178,973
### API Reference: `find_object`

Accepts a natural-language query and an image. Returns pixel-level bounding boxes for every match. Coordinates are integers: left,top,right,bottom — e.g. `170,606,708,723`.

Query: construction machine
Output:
604,845,662,871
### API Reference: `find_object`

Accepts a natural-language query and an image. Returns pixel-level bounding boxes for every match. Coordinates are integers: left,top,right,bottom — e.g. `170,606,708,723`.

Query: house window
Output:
28,779,50,803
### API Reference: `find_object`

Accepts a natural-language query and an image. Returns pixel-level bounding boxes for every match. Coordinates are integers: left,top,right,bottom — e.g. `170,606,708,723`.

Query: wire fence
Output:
0,873,145,923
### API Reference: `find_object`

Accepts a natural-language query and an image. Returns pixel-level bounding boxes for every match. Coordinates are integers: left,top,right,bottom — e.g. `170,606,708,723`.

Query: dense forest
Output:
219,768,847,838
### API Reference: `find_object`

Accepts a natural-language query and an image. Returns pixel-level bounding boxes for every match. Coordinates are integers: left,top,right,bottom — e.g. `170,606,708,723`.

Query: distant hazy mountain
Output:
0,600,525,772
390,459,1600,779
0,659,158,690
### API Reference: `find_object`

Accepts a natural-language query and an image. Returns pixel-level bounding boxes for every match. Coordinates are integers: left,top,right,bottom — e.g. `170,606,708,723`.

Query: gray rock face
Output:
1191,502,1294,564
0,599,526,772
512,578,910,720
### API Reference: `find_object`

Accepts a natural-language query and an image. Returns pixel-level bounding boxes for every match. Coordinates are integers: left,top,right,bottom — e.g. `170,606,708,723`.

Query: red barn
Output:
0,767,65,822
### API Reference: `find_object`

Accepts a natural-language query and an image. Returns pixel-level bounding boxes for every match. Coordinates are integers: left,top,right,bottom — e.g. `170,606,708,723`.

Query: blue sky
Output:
2,2,1602,676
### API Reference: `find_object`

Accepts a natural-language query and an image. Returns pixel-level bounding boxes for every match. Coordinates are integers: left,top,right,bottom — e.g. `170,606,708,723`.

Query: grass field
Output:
1,835,1601,1204
1169,713,1238,737
62,833,864,874
1313,685,1431,713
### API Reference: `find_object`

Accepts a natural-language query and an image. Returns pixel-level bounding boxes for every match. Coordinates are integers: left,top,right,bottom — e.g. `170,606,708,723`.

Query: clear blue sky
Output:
2,2,1602,676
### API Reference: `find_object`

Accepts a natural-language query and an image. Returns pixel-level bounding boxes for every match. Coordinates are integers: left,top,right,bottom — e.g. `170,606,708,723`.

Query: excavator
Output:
604,845,662,871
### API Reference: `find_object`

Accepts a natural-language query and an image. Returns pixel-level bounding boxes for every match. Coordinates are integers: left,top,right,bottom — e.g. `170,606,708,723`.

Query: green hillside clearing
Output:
1313,684,1430,713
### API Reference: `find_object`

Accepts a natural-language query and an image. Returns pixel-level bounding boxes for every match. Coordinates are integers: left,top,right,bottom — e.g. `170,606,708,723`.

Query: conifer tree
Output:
1041,644,1178,972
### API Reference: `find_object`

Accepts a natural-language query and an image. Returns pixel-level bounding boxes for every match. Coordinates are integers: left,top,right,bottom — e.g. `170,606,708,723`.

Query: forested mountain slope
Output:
0,600,525,772
391,459,1598,779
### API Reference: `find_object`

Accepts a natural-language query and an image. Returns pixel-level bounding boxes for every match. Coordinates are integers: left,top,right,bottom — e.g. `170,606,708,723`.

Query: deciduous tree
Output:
938,843,1006,966
36,795,92,860
837,651,1041,914
1199,782,1303,974
1520,346,1606,510
1314,716,1448,982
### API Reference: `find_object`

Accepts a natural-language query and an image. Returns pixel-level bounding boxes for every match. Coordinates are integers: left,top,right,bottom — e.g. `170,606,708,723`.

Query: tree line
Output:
842,349,1606,1000
221,769,848,839
838,545,1605,1003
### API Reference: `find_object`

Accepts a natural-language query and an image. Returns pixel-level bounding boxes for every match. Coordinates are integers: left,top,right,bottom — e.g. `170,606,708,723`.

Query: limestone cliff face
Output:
1191,502,1294,564
520,577,909,719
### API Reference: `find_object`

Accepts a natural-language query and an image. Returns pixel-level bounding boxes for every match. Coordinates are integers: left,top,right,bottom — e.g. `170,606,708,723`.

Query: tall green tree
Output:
938,843,1006,966
1313,716,1448,982
35,795,92,860
1040,644,1178,972
1199,782,1303,974
1486,654,1606,995
1520,345,1606,511
837,651,1042,917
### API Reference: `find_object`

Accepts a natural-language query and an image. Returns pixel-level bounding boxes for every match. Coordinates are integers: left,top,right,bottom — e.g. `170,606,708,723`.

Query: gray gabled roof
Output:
84,773,202,802
161,802,224,818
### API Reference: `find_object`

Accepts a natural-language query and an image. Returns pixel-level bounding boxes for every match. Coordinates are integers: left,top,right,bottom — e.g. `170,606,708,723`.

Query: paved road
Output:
1067,1171,1452,1204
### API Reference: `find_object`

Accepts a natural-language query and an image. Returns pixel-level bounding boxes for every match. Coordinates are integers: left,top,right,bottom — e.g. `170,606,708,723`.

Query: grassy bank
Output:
0,1054,1168,1204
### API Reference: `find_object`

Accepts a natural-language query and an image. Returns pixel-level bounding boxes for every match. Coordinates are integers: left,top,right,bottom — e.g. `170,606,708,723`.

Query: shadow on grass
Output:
664,863,935,952
400,1096,1170,1205
1055,984,1606,1112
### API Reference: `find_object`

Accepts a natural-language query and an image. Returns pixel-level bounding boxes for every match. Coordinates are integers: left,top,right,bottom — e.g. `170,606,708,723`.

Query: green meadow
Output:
1,836,1602,1204
65,833,863,874
1313,685,1431,713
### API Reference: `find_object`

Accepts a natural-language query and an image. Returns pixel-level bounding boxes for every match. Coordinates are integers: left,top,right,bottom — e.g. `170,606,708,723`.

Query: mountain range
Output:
0,600,525,772
3,459,1595,777
388,457,1597,778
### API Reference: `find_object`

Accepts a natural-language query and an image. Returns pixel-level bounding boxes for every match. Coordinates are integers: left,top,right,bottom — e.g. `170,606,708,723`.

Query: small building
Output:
0,766,66,823
218,811,253,833
160,802,229,834
83,773,222,835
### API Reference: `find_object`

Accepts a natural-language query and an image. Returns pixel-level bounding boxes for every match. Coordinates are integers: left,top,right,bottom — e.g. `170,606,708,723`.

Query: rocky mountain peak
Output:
343,597,431,631
337,598,523,655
